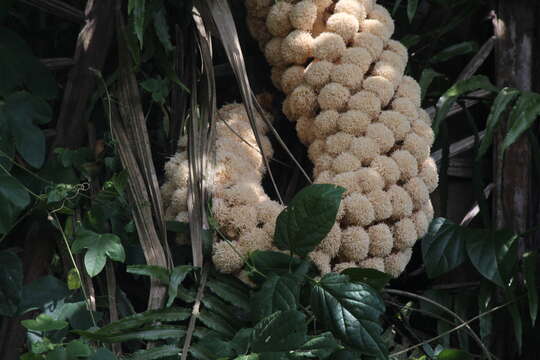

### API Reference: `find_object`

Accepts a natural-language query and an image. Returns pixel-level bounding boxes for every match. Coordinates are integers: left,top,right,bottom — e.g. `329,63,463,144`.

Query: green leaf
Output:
429,41,478,64
72,228,125,277
89,348,116,360
465,228,517,287
67,268,81,290
419,68,443,102
127,264,170,284
18,275,69,314
201,295,238,324
199,309,236,338
341,268,392,291
207,279,250,311
129,345,180,360
65,340,92,358
231,328,253,355
1,92,51,168
437,349,472,360
21,314,68,332
421,218,467,278
0,250,23,316
310,273,386,357
89,307,189,335
247,251,306,281
128,0,146,48
0,27,57,99
477,87,520,159
252,274,300,322
501,91,540,154
0,175,31,234
77,325,185,342
153,5,174,52
251,310,307,353
433,75,497,138
290,332,342,359
503,284,523,353
190,336,235,360
523,251,538,325
407,0,419,23
140,76,170,104
167,265,193,307
274,184,345,257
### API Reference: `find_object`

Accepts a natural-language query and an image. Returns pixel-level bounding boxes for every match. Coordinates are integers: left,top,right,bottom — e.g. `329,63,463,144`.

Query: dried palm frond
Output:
187,8,217,268
196,0,312,197
112,6,172,310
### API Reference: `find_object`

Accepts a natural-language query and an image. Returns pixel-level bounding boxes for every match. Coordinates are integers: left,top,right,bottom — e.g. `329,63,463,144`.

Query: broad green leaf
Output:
72,228,125,277
465,228,517,287
477,87,520,159
77,325,185,342
127,264,170,284
437,349,472,360
2,92,52,168
274,184,345,257
207,279,250,311
429,41,478,64
90,307,189,335
252,274,300,322
341,268,392,291
310,274,386,357
247,250,306,282
153,5,174,52
140,76,170,104
421,218,467,278
18,275,69,314
89,348,116,360
0,27,57,99
128,0,146,48
21,314,68,332
523,252,538,325
65,340,91,358
199,309,236,338
501,91,540,154
419,68,443,102
231,328,254,355
0,175,31,234
129,345,180,360
201,295,237,324
407,0,419,22
290,332,342,359
251,310,307,353
234,356,259,360
0,250,23,316
167,265,193,307
433,75,497,138
47,348,68,360
190,336,235,360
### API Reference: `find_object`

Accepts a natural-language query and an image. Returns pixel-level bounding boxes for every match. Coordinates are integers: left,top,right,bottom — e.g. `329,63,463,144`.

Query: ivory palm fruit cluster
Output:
161,104,284,274
245,0,438,277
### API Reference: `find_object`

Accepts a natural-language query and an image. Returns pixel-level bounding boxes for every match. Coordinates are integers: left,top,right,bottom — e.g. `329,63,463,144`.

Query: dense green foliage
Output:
2,0,540,359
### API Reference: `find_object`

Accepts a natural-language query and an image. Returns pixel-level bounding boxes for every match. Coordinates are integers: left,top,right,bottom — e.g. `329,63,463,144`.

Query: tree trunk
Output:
494,1,537,358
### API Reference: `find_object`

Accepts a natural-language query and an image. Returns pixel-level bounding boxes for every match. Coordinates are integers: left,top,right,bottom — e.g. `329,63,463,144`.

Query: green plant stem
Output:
51,212,97,328
388,299,516,358
385,289,493,360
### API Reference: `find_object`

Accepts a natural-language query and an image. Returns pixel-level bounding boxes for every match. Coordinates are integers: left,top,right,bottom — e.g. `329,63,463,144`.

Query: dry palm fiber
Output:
244,0,438,277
